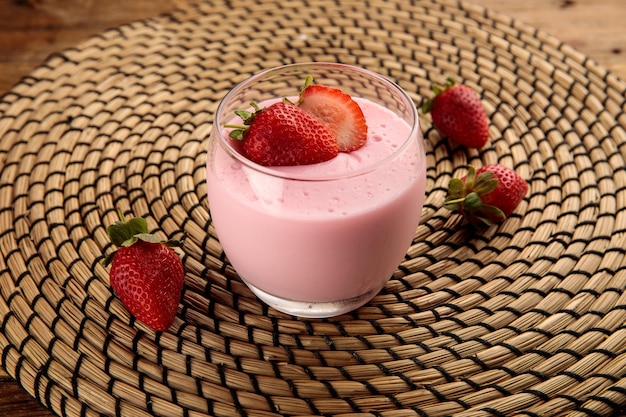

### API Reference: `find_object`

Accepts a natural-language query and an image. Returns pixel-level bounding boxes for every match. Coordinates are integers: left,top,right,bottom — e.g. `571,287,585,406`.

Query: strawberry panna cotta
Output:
103,212,184,331
226,76,368,166
422,77,489,149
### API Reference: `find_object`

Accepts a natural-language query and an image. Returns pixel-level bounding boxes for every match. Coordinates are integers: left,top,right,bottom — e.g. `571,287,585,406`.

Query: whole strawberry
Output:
444,164,528,226
228,101,339,166
422,78,489,148
103,213,184,331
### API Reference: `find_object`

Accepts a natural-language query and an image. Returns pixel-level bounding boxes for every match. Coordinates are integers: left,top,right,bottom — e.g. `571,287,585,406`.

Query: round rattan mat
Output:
1,0,626,416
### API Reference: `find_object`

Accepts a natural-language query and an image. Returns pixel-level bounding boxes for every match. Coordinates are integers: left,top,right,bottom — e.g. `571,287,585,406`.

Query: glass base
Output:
244,281,379,318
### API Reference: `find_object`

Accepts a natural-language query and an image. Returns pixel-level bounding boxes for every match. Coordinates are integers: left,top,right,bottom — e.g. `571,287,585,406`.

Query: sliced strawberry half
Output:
298,83,368,152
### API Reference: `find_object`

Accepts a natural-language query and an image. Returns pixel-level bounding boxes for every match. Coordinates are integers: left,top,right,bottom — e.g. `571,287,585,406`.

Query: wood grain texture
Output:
0,0,624,416
1,0,625,95
473,0,626,80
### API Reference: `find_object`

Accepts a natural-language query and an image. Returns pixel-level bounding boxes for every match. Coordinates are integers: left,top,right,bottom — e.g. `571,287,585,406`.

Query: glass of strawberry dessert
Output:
206,63,426,318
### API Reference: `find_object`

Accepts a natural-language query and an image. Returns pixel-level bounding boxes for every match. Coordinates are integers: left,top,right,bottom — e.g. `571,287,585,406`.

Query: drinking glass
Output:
206,62,426,317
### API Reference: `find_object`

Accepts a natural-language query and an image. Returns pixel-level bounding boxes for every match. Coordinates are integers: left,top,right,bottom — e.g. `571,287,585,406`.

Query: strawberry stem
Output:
297,75,314,103
443,197,466,205
224,123,249,130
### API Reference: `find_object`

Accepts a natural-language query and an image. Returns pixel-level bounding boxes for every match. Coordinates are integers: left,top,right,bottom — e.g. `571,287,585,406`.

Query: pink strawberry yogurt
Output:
207,97,426,317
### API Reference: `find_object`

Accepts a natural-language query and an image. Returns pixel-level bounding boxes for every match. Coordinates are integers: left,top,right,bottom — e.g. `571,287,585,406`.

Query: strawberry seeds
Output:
226,76,368,166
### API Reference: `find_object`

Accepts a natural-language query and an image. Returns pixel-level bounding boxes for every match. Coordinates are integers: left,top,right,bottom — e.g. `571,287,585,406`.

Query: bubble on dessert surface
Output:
231,163,242,170
372,134,383,142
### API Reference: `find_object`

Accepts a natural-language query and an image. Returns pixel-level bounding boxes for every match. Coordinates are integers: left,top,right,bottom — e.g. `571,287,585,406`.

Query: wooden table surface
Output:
1,0,625,416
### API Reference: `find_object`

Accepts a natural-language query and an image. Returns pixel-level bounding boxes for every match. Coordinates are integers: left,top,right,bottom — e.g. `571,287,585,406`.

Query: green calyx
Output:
421,77,455,114
224,102,262,141
443,166,505,227
103,210,183,266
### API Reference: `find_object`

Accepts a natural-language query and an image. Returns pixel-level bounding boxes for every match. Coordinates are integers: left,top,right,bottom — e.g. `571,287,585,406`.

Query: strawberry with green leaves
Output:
103,213,184,331
422,77,489,148
444,164,528,227
229,101,339,166
227,76,367,166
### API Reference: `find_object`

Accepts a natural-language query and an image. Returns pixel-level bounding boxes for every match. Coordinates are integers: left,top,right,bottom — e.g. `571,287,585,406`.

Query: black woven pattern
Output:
1,0,626,416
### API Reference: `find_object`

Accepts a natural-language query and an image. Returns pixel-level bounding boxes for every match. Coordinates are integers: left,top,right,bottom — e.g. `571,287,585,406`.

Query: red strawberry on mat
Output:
103,212,184,331
228,101,339,166
444,164,528,227
422,77,489,148
298,77,368,152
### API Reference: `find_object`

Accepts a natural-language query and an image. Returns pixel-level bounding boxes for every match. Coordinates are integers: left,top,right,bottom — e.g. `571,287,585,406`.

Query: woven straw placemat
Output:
1,0,625,416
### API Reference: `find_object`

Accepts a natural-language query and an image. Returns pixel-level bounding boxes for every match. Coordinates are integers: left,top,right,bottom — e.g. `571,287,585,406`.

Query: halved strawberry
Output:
298,81,368,152
228,101,339,166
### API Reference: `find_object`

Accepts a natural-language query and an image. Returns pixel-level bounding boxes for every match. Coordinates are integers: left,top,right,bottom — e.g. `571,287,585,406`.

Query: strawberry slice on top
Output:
298,79,368,152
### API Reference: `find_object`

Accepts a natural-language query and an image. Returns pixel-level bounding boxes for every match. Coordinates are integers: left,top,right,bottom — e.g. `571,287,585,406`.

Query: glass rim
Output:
212,62,422,181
